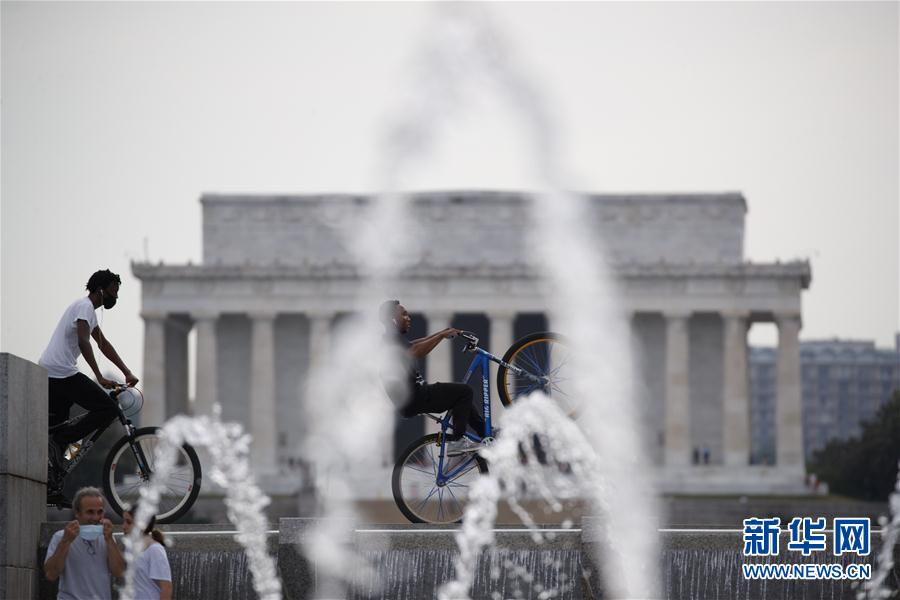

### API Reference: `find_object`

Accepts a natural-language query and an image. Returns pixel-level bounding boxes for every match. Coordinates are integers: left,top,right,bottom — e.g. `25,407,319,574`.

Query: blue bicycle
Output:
391,330,571,524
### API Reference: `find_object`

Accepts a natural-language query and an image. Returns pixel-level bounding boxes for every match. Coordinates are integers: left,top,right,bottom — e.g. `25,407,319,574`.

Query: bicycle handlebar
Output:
108,385,144,417
457,330,480,351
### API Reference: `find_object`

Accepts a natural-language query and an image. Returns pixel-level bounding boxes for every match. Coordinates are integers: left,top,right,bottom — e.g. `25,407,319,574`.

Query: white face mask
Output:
79,524,103,540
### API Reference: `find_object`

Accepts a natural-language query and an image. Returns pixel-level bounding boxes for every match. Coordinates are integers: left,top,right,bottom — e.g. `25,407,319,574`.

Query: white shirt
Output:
39,297,99,378
132,541,171,600
44,529,112,600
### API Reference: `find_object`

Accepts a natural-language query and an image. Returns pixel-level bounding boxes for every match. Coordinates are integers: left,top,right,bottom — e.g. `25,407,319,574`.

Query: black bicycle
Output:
47,386,202,523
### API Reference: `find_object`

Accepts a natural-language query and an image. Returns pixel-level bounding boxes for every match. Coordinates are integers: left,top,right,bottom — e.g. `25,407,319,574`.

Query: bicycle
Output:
391,330,571,524
47,386,202,524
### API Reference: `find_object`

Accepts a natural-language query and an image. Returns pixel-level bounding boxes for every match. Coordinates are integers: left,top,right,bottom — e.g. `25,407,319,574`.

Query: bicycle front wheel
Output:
103,427,202,524
392,434,488,524
497,332,577,414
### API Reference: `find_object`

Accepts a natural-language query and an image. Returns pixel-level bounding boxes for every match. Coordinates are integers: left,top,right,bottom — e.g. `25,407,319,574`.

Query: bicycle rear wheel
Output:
392,434,488,524
497,332,577,414
102,427,202,524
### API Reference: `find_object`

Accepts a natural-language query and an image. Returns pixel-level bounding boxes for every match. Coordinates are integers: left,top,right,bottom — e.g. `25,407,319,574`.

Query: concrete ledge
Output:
278,519,584,600
0,565,38,600
1,476,45,569
32,518,900,600
583,518,900,600
0,353,48,482
1,354,48,600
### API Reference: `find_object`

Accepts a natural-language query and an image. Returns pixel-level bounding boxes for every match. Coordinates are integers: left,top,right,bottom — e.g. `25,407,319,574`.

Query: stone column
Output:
664,311,692,467
250,312,278,476
307,311,333,373
425,312,454,433
298,311,333,470
192,312,219,416
297,311,335,466
775,314,805,472
722,310,750,466
141,312,167,427
164,317,191,418
489,311,515,426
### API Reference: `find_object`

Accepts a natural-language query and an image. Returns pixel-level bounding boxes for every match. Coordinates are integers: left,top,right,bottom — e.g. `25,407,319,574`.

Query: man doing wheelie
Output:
380,300,486,456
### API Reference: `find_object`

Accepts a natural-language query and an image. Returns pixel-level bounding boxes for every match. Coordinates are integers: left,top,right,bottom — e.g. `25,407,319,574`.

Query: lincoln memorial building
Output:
132,191,811,495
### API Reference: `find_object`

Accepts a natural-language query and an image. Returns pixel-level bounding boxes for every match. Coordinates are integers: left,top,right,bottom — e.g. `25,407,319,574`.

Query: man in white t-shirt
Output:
40,269,139,503
44,487,126,600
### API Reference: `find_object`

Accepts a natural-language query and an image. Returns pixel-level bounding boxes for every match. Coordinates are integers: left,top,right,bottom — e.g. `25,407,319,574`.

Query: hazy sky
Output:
2,1,898,381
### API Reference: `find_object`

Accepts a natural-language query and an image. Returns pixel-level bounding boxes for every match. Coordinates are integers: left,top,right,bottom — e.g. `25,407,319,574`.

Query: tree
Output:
809,390,900,501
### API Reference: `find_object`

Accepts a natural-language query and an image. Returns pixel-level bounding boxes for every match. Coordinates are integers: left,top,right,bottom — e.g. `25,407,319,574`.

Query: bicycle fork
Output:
122,419,153,480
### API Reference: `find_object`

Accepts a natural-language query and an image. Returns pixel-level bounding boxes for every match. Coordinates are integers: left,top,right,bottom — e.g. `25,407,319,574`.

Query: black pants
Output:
402,382,486,441
48,373,118,445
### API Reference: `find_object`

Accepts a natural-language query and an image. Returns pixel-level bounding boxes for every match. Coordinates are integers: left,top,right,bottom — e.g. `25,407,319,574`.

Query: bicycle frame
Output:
50,393,152,480
429,341,543,486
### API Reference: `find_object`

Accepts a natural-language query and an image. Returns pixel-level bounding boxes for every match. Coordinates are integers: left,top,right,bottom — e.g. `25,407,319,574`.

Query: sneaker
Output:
445,437,481,457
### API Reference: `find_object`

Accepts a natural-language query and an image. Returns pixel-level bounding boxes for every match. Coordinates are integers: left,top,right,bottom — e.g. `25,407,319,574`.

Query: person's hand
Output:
102,519,114,542
62,520,80,544
442,328,461,339
123,371,139,388
97,376,118,389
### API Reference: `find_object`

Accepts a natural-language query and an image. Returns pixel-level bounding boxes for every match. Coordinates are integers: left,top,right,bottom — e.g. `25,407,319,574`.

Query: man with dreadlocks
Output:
40,269,139,504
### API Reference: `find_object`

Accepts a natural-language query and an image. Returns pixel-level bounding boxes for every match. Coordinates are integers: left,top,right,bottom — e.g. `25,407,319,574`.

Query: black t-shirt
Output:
382,333,425,408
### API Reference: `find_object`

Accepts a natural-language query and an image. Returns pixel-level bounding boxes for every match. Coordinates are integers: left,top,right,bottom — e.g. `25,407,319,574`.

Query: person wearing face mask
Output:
44,487,126,600
40,269,139,503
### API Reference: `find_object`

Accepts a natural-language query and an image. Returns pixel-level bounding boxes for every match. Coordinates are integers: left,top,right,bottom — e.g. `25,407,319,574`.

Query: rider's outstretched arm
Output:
408,328,459,359
91,327,139,387
77,320,115,388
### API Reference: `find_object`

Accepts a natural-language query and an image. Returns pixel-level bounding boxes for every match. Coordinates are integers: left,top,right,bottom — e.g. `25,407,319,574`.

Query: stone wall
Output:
201,192,747,268
0,353,48,600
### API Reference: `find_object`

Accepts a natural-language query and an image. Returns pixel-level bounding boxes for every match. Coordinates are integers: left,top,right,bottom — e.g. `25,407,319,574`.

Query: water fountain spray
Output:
440,393,614,600
858,458,900,599
402,4,661,598
294,31,440,595
119,408,281,600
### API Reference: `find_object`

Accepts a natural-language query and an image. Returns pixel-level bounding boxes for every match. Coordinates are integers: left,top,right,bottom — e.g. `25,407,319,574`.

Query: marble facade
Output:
133,191,811,494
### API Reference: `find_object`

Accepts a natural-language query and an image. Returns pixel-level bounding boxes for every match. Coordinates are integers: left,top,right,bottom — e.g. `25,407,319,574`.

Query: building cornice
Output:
200,190,747,211
132,259,810,287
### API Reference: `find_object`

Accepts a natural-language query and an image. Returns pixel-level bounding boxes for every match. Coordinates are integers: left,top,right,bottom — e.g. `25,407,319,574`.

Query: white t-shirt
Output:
132,541,172,600
39,297,99,378
44,529,113,600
